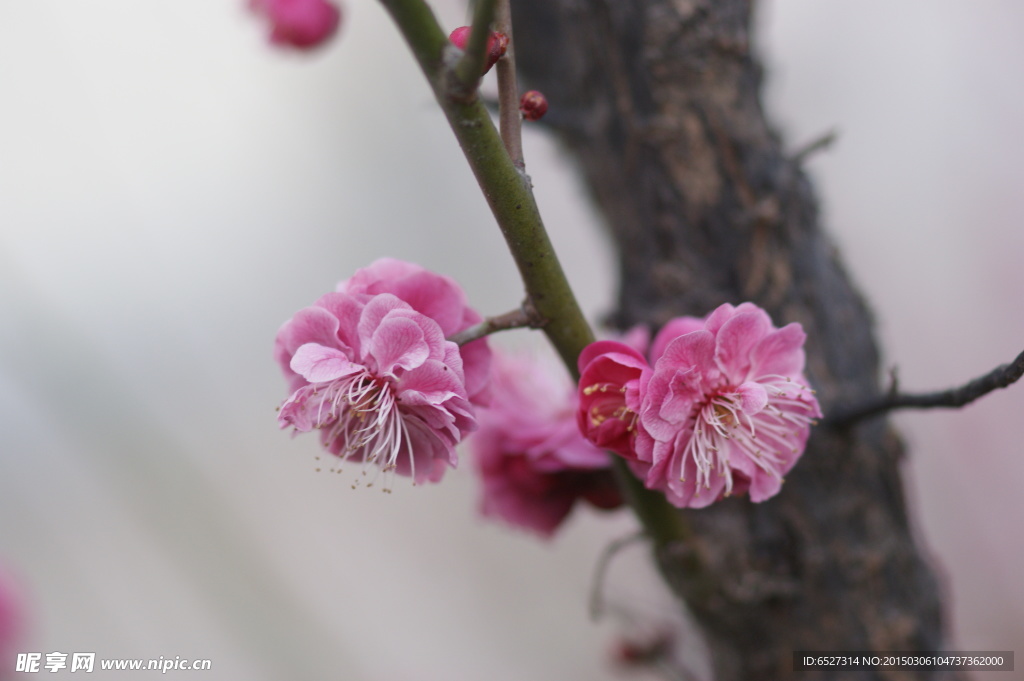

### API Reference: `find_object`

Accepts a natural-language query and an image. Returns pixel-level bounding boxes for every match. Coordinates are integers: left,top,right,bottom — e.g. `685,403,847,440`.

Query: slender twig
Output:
452,0,497,95
494,0,524,166
792,128,838,164
589,531,645,621
828,347,1024,426
447,302,544,345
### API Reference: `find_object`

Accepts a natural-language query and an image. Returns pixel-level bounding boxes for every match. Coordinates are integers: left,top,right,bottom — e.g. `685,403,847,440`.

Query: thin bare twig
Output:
792,128,838,164
447,301,544,345
589,532,645,621
494,0,524,166
828,347,1024,426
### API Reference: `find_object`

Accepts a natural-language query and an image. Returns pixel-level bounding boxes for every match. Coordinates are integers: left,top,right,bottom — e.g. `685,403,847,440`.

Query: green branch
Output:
379,0,591,372
377,0,693,552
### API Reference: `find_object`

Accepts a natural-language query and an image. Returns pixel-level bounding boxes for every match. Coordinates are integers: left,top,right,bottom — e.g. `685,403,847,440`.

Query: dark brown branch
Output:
513,0,958,678
829,348,1024,426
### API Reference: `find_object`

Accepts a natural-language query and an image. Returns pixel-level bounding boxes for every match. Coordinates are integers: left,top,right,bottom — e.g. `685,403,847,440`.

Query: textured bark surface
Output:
511,1,958,679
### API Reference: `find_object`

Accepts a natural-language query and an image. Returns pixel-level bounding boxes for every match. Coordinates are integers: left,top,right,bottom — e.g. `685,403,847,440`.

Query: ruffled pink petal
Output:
577,340,647,375
714,309,772,382
661,368,704,420
649,316,704,363
458,337,490,405
356,293,411,350
749,323,808,380
368,315,430,377
656,330,716,378
385,270,467,335
275,306,345,363
290,343,361,382
702,303,739,335
342,258,470,336
398,359,468,404
312,292,364,351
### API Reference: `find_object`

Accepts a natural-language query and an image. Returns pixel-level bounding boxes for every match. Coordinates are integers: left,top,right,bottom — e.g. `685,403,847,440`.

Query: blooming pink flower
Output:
337,258,491,407
576,340,648,458
473,352,622,537
578,303,821,508
250,0,341,51
275,260,489,486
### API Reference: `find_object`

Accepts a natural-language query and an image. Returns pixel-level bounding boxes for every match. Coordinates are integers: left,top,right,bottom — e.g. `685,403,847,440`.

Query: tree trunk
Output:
512,1,958,679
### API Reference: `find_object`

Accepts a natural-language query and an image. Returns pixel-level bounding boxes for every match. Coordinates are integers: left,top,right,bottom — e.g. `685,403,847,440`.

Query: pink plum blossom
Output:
337,258,491,407
275,260,490,486
250,0,341,51
576,341,649,459
473,352,622,537
578,303,821,508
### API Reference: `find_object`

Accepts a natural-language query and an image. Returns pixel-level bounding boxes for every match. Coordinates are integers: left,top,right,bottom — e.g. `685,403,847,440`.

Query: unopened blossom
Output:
448,26,509,75
275,260,489,486
473,352,622,537
578,303,820,508
250,0,341,51
519,90,548,122
576,340,649,459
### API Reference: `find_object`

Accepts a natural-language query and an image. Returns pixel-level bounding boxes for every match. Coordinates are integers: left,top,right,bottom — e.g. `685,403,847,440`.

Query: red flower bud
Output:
448,27,509,75
519,90,548,121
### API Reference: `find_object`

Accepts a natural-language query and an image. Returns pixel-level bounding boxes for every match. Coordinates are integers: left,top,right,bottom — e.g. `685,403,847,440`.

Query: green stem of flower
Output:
610,458,693,548
377,0,693,551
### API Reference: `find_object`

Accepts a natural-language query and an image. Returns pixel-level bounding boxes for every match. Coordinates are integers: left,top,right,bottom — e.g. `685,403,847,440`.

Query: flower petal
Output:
290,343,361,383
736,381,768,415
577,340,646,375
369,315,430,376
656,330,715,377
649,316,704,363
714,309,771,382
312,292,364,351
399,359,468,404
749,323,807,379
356,293,411,350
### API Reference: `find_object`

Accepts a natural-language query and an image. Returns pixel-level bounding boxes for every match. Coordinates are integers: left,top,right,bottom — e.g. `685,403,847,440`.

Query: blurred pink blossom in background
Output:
250,0,341,50
472,352,621,537
0,563,25,681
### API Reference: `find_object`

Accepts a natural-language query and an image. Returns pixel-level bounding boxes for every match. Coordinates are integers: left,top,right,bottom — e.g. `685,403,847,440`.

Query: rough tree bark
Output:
511,1,959,679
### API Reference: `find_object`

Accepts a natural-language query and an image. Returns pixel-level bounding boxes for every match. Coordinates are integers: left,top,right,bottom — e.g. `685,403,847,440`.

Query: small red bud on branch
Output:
519,90,548,121
449,26,508,75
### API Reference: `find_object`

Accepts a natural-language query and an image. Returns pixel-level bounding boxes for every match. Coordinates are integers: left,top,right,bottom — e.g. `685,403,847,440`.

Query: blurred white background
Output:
0,1,1021,679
